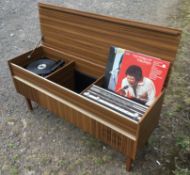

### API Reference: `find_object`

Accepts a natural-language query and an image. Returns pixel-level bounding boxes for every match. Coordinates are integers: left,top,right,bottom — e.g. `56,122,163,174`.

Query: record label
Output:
37,64,47,70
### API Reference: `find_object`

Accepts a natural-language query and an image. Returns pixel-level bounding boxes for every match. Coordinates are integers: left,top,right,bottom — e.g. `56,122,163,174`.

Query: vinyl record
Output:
26,57,64,76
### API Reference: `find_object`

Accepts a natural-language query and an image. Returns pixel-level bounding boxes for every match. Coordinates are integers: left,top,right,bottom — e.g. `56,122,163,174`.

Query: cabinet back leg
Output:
25,97,33,111
126,157,133,171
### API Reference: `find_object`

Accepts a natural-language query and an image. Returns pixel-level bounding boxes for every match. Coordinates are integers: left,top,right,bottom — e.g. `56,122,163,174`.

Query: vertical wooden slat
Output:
14,77,136,158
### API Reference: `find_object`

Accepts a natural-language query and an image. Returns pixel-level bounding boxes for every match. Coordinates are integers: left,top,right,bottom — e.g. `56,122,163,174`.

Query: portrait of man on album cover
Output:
104,47,170,106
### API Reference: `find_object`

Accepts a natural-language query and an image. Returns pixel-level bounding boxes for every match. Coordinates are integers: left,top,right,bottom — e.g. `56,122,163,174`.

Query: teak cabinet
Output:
8,3,181,171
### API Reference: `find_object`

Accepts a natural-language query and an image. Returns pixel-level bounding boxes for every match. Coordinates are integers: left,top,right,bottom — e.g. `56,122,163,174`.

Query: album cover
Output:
104,46,125,91
115,49,170,106
104,47,170,106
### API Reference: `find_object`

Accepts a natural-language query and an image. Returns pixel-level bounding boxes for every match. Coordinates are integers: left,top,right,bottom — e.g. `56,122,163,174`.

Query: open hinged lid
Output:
39,3,181,76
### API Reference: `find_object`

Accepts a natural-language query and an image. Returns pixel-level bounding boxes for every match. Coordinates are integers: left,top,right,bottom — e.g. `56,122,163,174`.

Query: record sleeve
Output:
104,47,125,91
82,85,148,121
104,47,170,106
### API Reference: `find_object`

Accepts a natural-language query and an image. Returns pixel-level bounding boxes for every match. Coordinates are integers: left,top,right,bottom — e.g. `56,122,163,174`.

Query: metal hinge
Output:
27,36,43,59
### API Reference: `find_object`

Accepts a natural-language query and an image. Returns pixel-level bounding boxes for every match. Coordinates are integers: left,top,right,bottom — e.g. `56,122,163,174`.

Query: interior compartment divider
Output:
46,60,75,79
80,74,104,94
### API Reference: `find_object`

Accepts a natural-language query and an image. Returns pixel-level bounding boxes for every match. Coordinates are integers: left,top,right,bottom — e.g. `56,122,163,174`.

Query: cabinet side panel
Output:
137,92,165,149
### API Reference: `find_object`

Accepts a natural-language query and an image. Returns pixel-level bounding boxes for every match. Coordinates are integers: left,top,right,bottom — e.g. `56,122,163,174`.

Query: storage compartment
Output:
9,46,72,78
74,71,96,93
47,61,97,93
83,75,150,122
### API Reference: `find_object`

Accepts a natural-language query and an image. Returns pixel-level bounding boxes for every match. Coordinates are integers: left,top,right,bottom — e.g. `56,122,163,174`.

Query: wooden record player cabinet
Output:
8,3,181,171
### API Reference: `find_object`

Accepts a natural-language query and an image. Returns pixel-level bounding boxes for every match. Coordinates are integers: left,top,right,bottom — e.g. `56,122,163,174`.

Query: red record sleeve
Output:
115,50,170,97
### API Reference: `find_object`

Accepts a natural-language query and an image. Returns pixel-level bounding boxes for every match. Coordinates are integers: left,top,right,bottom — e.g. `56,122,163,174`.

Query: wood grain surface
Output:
39,3,181,66
8,2,182,171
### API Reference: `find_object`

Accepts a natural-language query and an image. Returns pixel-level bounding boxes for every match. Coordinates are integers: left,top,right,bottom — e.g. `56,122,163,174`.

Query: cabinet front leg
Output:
126,157,133,171
25,97,33,111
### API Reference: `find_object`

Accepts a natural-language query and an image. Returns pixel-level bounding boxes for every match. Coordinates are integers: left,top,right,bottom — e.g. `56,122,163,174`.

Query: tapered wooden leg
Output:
126,157,132,171
25,97,33,111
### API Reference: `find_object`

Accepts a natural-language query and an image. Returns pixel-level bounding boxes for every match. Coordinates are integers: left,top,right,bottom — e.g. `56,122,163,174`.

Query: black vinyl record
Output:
26,57,64,76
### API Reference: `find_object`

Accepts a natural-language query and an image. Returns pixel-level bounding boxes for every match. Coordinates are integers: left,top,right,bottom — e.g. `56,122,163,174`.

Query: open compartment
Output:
9,46,71,78
83,75,150,122
47,61,97,93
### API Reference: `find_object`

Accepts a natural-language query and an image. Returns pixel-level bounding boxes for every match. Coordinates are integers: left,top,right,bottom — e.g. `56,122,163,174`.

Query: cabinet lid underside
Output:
39,3,181,66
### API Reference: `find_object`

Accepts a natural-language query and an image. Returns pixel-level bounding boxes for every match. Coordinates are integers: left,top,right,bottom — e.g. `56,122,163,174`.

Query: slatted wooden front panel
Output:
39,3,181,69
11,64,138,136
14,77,136,158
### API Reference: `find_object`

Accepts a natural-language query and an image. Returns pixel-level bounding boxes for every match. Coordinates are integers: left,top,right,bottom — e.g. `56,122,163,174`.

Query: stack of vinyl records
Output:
82,85,148,121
